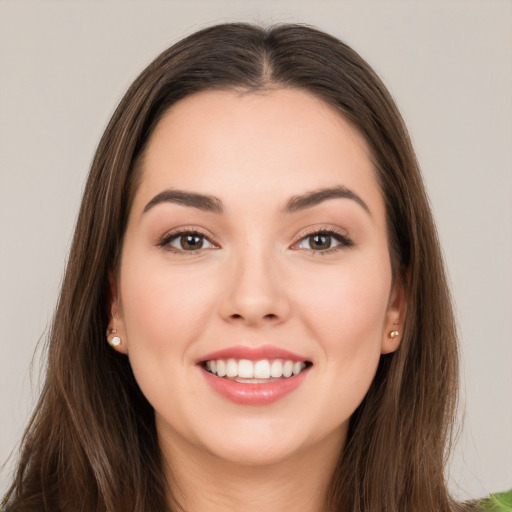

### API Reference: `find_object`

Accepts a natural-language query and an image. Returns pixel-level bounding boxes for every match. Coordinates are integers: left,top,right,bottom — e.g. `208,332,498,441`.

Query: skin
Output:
110,88,406,511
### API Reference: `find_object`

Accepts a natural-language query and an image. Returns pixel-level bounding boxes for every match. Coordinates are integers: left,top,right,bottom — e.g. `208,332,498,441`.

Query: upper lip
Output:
198,344,311,363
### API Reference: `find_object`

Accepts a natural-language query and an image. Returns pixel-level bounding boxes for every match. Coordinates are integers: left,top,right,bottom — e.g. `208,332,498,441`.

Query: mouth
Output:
197,346,313,405
201,358,313,383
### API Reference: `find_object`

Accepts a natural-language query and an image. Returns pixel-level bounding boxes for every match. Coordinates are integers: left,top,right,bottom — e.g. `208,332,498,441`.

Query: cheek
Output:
294,255,392,376
119,254,220,358
301,260,390,329
117,256,223,417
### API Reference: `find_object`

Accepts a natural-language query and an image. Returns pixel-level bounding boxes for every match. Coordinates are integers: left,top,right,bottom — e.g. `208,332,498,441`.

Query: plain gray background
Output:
1,0,511,500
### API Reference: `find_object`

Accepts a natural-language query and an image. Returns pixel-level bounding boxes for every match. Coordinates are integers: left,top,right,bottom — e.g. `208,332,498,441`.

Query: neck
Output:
159,428,344,512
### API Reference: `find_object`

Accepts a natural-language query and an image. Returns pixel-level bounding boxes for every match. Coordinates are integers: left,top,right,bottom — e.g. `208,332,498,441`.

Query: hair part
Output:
5,23,462,512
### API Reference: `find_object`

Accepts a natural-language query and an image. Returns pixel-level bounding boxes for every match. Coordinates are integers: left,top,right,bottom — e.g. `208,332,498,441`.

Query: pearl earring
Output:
107,328,122,348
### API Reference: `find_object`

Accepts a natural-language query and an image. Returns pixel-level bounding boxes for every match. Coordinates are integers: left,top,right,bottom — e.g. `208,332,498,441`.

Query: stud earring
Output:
389,330,400,339
107,328,122,348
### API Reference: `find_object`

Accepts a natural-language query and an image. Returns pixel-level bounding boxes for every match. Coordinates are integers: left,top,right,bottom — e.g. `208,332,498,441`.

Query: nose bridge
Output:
220,238,289,325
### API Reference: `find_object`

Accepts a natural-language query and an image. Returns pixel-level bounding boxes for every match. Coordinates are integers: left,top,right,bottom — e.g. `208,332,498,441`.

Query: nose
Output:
219,246,291,327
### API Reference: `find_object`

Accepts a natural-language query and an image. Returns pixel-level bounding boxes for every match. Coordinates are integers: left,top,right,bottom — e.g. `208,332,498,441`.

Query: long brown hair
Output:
4,23,462,511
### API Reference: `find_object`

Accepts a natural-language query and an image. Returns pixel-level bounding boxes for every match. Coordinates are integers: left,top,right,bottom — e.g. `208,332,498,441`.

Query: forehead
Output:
133,88,383,218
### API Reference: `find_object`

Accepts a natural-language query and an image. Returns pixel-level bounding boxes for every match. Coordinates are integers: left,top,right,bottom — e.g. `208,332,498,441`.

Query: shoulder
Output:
477,489,512,511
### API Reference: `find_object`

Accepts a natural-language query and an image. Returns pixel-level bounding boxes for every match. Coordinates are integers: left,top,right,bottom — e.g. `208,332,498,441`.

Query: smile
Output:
198,346,313,405
203,358,310,381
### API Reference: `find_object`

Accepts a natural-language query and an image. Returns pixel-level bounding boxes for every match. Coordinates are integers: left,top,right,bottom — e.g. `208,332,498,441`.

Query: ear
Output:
381,273,407,355
107,272,129,354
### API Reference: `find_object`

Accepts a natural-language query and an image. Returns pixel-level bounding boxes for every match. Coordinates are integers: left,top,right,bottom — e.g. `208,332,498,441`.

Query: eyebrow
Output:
143,190,223,214
143,185,370,217
282,186,371,216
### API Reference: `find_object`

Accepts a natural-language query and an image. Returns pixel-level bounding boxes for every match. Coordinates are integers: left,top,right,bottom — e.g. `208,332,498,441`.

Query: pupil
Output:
311,234,330,249
181,234,202,250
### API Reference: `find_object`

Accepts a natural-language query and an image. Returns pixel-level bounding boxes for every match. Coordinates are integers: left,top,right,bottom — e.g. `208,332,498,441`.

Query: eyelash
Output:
157,228,354,255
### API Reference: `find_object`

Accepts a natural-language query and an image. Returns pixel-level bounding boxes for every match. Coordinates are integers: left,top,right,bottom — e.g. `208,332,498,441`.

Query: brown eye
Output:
308,234,332,250
166,232,216,252
180,234,204,250
295,230,353,252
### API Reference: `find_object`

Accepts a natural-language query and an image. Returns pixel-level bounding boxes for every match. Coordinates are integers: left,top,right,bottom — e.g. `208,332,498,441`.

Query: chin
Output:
206,434,303,467
196,416,342,468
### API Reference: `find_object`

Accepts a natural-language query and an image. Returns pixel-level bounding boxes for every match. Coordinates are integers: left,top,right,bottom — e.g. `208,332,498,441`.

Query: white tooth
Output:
210,360,216,374
238,359,254,378
226,358,238,378
205,361,212,371
216,359,226,377
283,360,293,378
293,361,303,375
253,359,271,379
270,359,284,378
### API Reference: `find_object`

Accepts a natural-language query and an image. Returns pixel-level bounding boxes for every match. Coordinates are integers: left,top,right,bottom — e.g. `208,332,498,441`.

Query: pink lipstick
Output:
197,345,312,405
199,344,308,363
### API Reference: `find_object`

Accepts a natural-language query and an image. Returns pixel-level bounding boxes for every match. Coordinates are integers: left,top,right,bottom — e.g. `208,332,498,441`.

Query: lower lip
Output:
201,367,310,405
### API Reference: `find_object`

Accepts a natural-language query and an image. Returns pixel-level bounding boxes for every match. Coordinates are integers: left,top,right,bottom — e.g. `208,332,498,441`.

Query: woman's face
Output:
112,89,404,466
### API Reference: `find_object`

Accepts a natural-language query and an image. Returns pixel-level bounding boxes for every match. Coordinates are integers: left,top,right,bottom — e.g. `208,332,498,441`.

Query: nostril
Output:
229,313,278,321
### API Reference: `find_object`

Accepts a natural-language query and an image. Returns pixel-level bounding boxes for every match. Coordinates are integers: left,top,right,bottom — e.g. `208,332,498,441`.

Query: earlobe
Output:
381,274,407,355
381,329,401,354
107,273,128,354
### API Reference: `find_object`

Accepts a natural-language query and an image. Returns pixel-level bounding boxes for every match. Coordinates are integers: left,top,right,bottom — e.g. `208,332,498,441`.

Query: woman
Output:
3,23,510,512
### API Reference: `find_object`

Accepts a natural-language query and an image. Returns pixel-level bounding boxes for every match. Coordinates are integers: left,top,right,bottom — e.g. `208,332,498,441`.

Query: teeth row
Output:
205,359,306,379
